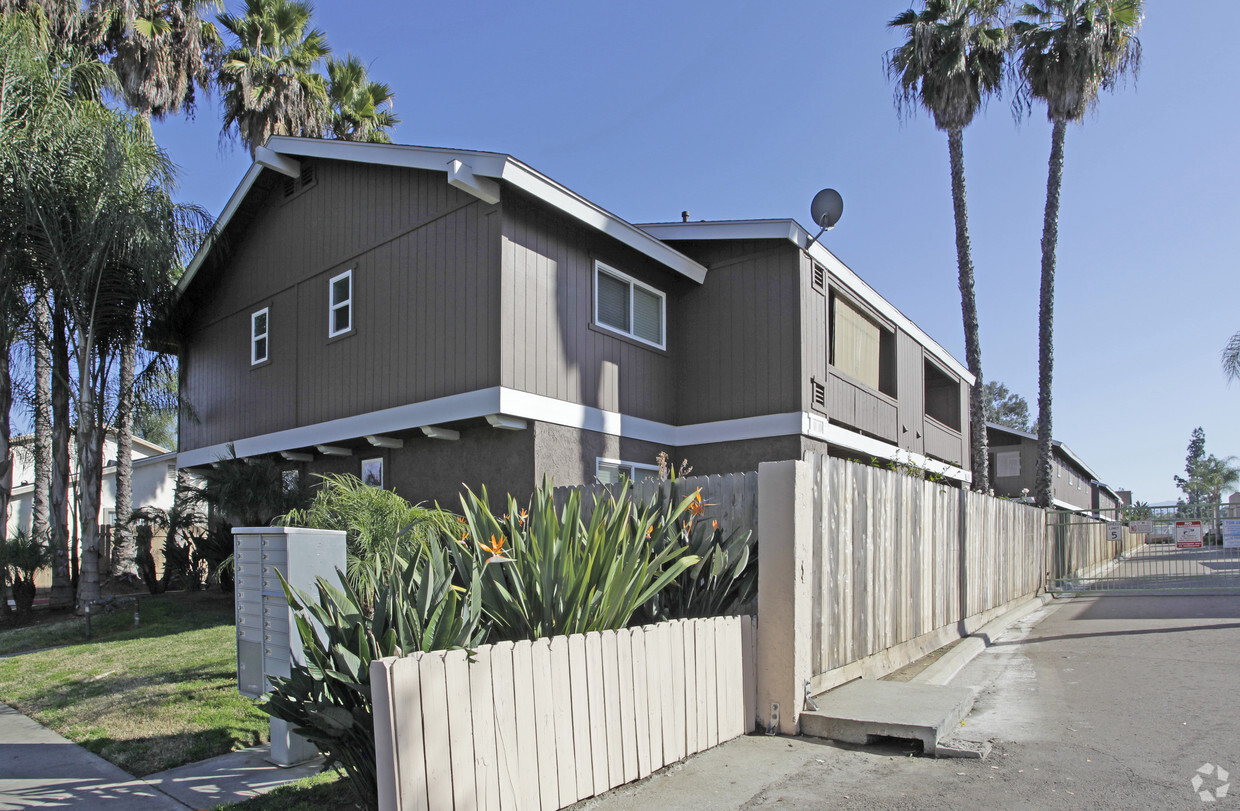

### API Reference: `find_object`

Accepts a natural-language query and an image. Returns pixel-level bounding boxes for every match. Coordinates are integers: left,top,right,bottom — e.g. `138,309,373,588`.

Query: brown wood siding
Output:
825,371,898,442
923,417,964,467
674,240,802,424
180,161,501,451
895,332,924,453
499,195,695,424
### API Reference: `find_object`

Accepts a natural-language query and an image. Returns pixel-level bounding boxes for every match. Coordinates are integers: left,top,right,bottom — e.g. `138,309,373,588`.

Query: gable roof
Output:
640,219,974,383
985,421,1120,495
176,138,709,302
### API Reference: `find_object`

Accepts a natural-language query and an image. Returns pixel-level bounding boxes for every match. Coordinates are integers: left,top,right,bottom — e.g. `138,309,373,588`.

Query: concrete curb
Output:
912,593,1057,687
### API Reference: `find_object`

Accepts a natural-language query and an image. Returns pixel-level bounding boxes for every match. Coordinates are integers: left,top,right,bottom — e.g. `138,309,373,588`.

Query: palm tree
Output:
89,0,221,580
886,0,1007,491
1223,330,1240,383
1011,0,1143,507
325,54,399,143
1192,454,1239,538
217,0,330,157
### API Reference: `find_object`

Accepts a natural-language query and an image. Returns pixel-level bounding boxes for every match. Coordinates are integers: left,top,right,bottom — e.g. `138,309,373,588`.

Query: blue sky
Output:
147,0,1237,503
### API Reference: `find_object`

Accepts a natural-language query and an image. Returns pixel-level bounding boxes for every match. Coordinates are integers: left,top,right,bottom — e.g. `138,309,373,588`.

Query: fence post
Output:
755,459,813,736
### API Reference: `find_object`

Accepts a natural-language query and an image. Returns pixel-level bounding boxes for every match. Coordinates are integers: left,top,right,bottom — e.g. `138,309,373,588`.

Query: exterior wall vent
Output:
282,163,317,200
812,263,825,292
811,378,826,408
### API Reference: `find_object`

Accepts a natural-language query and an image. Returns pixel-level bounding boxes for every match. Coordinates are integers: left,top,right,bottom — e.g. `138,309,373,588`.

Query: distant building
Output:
986,422,1123,514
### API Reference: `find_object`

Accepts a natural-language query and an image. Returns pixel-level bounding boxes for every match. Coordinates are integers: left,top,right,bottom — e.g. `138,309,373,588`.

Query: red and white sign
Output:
1175,520,1204,549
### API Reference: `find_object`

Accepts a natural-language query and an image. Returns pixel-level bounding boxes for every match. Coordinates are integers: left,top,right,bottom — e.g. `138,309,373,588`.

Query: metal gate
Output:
1046,503,1240,594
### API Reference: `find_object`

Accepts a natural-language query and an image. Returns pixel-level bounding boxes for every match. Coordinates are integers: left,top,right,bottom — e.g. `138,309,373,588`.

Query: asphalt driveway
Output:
580,594,1240,810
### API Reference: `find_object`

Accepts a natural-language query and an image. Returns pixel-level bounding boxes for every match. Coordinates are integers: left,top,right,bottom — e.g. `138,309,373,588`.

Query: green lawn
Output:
0,591,269,776
215,770,361,810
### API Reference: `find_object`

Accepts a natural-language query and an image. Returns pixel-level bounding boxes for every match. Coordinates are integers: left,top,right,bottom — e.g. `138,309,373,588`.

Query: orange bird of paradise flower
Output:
518,508,528,525
480,534,512,564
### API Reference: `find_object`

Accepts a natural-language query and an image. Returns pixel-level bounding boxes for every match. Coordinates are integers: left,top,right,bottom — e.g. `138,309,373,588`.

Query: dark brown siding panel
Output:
667,240,803,424
180,162,502,451
500,193,681,423
801,252,829,413
896,331,924,453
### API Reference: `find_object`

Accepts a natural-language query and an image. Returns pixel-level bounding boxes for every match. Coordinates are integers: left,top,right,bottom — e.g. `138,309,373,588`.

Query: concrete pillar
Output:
755,459,814,735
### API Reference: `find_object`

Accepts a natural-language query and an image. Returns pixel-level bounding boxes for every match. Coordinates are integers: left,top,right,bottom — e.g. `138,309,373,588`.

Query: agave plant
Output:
264,544,483,810
443,476,700,641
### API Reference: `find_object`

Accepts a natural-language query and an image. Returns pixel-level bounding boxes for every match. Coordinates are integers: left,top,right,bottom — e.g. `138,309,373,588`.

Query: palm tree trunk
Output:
48,297,74,610
74,328,104,611
31,288,52,551
112,324,137,578
947,127,989,491
1035,119,1068,509
0,335,12,618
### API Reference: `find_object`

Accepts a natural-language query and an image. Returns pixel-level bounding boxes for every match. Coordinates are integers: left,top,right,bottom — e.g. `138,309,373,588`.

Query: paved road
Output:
581,594,1240,810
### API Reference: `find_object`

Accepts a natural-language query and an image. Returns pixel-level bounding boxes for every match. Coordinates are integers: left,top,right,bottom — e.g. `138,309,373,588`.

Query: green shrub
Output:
444,477,700,640
642,489,757,621
3,529,51,613
279,474,446,601
264,545,484,810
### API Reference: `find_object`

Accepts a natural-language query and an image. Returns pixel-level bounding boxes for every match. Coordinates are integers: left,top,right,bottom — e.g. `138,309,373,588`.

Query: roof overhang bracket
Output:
255,146,302,179
486,414,527,431
447,159,501,205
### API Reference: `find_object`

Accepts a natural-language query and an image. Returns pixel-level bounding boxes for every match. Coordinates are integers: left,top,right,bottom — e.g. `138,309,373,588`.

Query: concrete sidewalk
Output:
0,703,324,810
578,594,1240,810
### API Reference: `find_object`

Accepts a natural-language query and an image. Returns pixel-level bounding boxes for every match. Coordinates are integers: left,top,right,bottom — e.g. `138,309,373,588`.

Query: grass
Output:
0,591,269,776
213,770,362,810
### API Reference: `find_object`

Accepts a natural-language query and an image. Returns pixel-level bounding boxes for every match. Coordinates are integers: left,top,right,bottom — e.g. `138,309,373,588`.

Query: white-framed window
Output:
329,269,353,337
594,261,665,349
251,308,269,365
596,458,660,486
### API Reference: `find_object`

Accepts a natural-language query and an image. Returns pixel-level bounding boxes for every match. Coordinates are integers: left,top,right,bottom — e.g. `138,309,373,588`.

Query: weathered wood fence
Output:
758,454,1049,733
372,616,756,811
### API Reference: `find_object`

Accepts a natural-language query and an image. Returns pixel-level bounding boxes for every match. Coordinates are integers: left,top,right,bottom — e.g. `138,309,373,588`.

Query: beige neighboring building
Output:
6,431,179,540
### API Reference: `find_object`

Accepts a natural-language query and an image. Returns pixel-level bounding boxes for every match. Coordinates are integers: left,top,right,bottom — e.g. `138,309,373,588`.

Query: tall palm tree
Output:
1012,0,1142,507
90,0,221,580
217,0,329,157
1192,454,1239,537
886,0,1007,491
1223,330,1240,383
325,54,399,143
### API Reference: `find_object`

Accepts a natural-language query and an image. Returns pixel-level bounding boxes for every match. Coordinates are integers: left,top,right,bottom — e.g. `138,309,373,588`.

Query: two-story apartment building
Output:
986,422,1124,514
173,138,975,506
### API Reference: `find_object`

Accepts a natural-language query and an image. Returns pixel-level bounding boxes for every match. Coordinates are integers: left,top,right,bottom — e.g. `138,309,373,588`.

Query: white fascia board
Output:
498,160,707,284
179,385,970,484
802,412,972,484
447,159,501,205
177,139,708,304
1052,497,1087,512
640,218,974,384
269,139,706,282
178,387,504,468
254,145,301,178
176,163,265,298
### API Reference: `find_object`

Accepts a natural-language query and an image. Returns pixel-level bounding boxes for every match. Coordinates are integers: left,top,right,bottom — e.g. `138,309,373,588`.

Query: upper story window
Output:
251,308,269,365
594,261,665,349
596,458,660,486
923,358,961,431
830,293,895,396
329,270,353,337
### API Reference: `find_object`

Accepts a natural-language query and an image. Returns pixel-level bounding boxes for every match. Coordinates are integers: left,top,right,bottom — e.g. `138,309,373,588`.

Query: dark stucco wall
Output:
532,422,669,490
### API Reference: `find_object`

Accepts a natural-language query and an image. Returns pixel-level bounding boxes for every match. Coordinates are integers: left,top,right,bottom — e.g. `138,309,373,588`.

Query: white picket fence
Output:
372,616,756,811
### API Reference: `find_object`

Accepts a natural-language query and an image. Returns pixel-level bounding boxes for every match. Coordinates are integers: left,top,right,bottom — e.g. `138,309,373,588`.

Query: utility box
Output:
234,526,346,765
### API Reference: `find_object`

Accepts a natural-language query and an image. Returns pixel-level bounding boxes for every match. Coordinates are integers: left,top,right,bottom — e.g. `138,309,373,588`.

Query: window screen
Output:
597,271,630,332
832,296,881,390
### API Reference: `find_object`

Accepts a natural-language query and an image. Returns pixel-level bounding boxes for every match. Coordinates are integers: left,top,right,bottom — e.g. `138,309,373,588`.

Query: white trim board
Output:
640,219,973,384
177,139,708,300
177,387,972,484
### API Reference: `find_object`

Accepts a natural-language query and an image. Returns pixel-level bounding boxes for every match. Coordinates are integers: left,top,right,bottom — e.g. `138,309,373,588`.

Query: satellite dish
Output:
810,188,844,231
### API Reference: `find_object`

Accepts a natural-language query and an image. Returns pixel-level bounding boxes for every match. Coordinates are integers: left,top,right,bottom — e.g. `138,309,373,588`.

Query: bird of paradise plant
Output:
439,475,700,640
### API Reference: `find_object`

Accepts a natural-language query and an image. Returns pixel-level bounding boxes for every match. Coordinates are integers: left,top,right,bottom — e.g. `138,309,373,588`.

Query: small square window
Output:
251,308,269,365
329,270,353,337
594,262,665,349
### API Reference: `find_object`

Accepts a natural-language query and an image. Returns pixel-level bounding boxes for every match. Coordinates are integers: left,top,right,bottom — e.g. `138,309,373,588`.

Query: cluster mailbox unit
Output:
234,526,346,765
